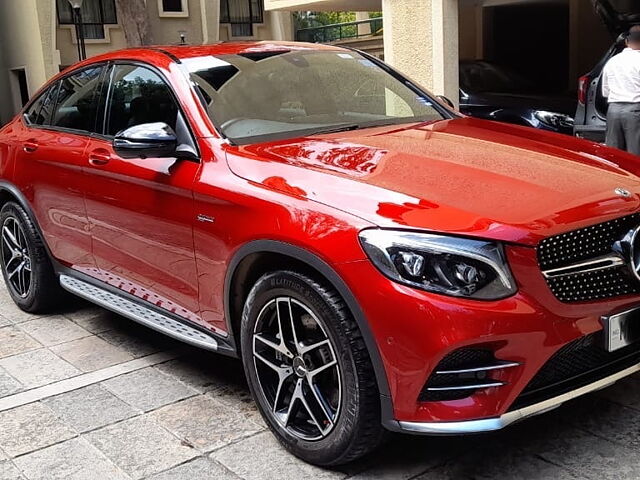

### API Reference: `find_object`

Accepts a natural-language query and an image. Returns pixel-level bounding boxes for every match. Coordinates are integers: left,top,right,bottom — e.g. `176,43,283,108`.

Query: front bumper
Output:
395,363,639,434
335,244,640,430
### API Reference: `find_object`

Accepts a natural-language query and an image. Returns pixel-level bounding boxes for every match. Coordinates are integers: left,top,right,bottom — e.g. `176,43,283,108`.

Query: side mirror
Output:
113,122,178,159
437,95,455,109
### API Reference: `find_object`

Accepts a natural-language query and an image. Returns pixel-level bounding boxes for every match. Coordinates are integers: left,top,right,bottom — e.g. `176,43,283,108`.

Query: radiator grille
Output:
538,214,640,302
545,267,639,302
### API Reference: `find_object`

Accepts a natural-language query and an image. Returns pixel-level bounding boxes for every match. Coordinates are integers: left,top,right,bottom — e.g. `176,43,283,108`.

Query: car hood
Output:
225,117,640,246
465,92,577,116
593,0,640,34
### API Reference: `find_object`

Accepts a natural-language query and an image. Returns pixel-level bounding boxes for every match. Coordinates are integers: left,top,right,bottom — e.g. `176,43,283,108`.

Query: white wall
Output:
0,0,61,124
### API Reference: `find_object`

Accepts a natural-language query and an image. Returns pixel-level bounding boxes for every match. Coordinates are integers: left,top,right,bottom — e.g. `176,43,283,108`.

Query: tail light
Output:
578,75,589,105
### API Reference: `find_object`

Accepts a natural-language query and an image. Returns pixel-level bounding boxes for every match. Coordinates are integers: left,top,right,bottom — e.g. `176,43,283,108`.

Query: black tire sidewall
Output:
240,271,364,465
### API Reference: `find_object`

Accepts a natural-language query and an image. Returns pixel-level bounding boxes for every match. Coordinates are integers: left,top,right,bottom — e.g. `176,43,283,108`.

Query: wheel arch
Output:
0,182,22,210
224,240,394,421
0,181,53,260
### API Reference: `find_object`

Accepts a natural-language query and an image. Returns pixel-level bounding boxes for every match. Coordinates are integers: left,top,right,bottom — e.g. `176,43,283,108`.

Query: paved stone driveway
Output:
2,278,640,479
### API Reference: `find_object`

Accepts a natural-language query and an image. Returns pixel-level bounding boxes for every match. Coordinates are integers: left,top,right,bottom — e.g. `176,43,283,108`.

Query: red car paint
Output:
1,41,640,427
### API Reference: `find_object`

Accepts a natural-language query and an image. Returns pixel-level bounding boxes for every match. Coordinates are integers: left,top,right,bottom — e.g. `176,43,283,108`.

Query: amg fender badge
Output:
615,188,632,198
196,214,215,223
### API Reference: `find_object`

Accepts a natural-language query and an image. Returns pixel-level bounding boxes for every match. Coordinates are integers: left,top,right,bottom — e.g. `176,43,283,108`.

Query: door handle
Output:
88,150,111,166
23,140,39,153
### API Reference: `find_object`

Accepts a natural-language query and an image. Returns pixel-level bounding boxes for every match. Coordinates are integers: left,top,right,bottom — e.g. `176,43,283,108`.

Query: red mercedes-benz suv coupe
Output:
2,42,640,466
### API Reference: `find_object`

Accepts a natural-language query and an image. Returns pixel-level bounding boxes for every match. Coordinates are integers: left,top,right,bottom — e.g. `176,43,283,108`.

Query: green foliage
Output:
294,10,384,43
314,11,356,25
294,11,357,30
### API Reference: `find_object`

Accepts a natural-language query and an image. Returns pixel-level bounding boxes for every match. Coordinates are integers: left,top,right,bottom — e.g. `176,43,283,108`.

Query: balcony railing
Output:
295,17,383,44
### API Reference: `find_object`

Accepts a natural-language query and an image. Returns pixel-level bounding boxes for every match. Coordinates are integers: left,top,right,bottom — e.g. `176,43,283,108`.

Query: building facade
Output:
0,0,294,124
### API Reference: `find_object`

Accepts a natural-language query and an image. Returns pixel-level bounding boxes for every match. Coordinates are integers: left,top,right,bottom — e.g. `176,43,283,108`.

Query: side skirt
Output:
59,274,234,355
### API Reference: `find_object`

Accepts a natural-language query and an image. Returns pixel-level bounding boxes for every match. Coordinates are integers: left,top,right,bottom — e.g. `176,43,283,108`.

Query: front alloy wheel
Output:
252,296,341,441
241,270,385,466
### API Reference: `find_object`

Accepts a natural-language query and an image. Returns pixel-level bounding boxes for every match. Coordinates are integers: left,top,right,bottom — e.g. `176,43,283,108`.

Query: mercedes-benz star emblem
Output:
615,187,632,198
617,226,640,282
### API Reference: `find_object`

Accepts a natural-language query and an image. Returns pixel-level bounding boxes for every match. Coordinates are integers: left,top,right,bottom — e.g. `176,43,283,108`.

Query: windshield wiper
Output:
307,123,361,136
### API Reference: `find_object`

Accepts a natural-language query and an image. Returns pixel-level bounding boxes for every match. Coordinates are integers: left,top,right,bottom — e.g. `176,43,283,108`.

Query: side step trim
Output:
60,274,218,352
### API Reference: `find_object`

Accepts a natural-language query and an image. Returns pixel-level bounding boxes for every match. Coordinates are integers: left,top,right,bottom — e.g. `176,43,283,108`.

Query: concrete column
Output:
269,11,294,41
36,0,60,80
201,0,221,43
356,12,371,36
382,0,459,106
0,0,49,102
0,45,11,125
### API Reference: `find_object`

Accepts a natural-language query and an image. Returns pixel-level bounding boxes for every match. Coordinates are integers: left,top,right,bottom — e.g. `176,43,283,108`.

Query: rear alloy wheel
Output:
241,271,385,466
0,202,64,313
1,217,32,298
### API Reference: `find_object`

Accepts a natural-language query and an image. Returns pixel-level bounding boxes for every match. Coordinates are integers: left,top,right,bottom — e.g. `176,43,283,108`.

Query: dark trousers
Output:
606,102,640,155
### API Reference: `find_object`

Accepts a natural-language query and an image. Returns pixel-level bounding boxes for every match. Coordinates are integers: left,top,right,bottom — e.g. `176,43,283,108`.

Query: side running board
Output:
59,274,218,352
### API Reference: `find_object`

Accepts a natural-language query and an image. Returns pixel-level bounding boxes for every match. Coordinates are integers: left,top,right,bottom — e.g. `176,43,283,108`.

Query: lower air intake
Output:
419,348,518,402
510,333,640,411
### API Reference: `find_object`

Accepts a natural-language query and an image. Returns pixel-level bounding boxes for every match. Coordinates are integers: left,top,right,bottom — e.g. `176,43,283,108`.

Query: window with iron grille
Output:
162,0,184,12
220,0,264,37
159,0,188,16
56,0,117,40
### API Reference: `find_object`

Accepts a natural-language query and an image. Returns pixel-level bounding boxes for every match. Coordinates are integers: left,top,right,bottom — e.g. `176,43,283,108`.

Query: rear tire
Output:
0,202,63,313
240,270,385,466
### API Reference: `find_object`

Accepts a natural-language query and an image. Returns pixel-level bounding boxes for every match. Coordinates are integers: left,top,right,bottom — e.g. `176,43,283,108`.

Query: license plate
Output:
602,307,640,352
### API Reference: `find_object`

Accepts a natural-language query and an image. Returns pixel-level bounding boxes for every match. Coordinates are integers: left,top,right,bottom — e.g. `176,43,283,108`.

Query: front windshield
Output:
184,49,445,144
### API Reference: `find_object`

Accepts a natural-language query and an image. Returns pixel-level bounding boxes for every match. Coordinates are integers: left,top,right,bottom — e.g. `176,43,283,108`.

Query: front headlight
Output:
534,110,574,129
359,230,517,300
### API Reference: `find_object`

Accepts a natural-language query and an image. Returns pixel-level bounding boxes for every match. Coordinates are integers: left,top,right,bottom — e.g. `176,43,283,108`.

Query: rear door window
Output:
50,66,105,133
24,84,59,126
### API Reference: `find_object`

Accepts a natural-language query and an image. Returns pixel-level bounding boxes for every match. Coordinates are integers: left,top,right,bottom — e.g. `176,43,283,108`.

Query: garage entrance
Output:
458,0,614,95
484,2,570,93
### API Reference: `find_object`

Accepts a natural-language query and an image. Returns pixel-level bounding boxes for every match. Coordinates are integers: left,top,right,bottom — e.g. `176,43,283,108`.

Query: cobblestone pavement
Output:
1,278,640,479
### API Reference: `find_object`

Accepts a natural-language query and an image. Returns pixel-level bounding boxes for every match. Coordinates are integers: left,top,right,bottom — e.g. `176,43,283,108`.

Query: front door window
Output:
105,65,179,137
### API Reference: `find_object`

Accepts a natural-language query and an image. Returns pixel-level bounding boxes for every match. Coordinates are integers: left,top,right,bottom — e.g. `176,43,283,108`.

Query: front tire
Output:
240,270,385,466
0,202,63,313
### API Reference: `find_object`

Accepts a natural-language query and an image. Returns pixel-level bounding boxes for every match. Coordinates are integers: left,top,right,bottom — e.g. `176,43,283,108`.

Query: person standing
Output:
603,25,640,155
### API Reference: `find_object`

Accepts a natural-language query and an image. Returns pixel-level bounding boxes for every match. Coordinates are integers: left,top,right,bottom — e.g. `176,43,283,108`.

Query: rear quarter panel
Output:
0,119,20,184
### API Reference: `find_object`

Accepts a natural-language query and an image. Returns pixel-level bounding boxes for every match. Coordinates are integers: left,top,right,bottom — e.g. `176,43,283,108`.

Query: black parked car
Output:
574,0,640,142
459,60,576,135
